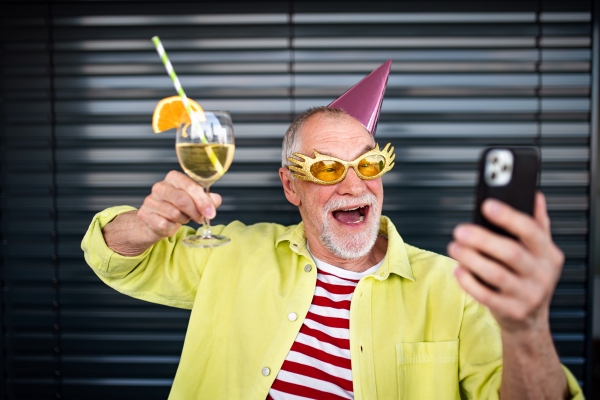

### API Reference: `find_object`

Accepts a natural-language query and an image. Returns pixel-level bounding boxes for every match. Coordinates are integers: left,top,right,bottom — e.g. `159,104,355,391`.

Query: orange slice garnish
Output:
152,96,204,133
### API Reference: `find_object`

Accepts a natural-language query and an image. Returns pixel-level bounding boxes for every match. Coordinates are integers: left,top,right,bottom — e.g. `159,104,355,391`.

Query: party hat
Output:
328,59,391,136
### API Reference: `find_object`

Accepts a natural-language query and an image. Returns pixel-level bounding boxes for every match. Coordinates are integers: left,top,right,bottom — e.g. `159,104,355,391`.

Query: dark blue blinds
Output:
0,1,596,398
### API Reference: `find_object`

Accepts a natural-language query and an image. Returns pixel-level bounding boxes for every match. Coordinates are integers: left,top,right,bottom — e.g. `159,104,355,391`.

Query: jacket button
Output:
288,312,297,322
304,264,312,272
262,367,270,376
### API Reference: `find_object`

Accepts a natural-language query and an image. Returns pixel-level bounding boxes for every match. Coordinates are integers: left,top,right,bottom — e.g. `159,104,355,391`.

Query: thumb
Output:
207,192,222,214
534,191,551,234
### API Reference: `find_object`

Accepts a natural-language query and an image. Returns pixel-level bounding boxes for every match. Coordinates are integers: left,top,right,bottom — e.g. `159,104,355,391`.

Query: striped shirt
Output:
268,252,383,400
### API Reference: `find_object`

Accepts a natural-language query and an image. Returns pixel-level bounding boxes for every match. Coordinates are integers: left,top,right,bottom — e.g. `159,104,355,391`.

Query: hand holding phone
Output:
448,149,569,399
474,147,540,238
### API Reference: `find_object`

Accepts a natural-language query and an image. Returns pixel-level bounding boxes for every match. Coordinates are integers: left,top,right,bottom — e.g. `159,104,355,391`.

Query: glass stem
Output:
201,185,212,238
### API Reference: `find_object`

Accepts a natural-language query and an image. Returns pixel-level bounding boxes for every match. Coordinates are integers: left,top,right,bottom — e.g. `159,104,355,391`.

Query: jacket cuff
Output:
81,206,150,278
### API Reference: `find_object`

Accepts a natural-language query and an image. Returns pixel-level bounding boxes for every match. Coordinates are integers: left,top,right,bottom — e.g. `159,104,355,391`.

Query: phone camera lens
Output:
502,165,507,171
493,157,498,164
491,172,496,179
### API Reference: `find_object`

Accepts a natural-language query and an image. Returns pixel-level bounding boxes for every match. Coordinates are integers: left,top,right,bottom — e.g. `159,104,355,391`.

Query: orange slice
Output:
152,96,204,133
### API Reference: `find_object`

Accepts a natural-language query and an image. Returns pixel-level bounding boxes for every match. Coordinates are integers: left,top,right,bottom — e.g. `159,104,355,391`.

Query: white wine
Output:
176,143,235,187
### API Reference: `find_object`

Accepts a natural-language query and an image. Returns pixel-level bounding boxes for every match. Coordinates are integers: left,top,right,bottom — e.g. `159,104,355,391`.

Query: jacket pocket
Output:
396,340,460,400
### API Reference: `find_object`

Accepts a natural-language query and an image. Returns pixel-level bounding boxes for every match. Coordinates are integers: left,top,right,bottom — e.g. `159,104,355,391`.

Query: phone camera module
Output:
484,149,514,187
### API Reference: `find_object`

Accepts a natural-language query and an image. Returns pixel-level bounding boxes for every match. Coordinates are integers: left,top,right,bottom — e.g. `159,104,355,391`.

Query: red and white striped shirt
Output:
267,253,383,400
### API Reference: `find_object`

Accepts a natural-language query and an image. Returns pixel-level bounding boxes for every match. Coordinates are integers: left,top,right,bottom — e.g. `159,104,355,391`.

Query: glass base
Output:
182,234,231,248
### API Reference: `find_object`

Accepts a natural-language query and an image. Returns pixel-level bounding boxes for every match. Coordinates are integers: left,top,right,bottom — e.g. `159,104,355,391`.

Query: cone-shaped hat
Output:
328,59,391,136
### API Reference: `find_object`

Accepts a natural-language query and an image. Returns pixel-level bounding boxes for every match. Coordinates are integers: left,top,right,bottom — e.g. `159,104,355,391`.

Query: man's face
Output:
291,113,384,260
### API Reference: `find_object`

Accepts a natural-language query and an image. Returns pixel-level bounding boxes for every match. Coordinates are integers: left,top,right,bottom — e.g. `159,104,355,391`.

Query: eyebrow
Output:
315,144,374,159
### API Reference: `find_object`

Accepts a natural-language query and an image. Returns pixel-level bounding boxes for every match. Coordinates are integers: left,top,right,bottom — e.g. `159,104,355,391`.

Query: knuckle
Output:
156,219,168,231
151,182,164,195
173,193,190,209
492,270,506,286
521,223,535,238
142,194,154,206
166,170,180,180
525,286,545,309
137,207,148,221
510,307,527,322
507,246,523,264
168,208,181,221
187,182,203,198
523,291,538,309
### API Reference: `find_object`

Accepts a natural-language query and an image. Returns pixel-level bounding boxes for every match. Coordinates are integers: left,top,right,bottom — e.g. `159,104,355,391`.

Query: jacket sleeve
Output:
458,296,584,399
81,206,209,310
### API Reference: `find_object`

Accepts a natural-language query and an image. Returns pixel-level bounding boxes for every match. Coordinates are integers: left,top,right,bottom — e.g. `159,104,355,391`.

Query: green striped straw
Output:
152,36,224,175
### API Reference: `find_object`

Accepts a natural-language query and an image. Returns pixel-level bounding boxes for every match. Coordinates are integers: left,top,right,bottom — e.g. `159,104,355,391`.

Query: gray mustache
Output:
323,193,379,215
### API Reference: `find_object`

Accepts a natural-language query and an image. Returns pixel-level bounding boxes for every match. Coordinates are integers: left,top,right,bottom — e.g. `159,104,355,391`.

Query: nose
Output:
337,166,367,196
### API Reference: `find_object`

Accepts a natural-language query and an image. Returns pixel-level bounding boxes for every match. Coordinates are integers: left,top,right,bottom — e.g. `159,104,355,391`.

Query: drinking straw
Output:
152,36,224,175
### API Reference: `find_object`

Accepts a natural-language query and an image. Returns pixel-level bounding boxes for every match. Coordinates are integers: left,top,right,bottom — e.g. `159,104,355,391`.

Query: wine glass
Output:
176,111,235,247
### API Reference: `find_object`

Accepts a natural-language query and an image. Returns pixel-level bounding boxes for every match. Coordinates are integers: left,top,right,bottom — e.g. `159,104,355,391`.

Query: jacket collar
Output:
275,216,415,282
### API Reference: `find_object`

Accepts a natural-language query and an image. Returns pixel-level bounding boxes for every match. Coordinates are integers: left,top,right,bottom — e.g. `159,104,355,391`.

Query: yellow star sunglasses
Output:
287,143,395,185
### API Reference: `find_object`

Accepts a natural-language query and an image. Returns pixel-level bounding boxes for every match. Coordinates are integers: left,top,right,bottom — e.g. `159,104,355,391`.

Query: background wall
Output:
0,0,597,399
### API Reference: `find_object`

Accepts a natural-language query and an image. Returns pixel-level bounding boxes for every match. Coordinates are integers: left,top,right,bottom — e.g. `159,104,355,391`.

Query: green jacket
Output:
82,206,583,400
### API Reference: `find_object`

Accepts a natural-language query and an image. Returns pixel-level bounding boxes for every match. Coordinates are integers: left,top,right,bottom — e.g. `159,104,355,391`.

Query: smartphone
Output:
474,147,540,238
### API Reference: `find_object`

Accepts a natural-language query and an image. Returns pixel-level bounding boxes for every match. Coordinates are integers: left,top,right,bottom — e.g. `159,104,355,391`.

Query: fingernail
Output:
449,242,462,255
204,207,215,219
455,226,470,241
483,199,501,216
454,266,464,277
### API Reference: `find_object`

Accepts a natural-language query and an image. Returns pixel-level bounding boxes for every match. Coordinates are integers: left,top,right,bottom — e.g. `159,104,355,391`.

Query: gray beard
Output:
319,193,381,260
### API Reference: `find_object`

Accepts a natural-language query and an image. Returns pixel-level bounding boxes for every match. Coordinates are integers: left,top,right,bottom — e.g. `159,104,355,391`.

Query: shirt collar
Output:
275,216,415,282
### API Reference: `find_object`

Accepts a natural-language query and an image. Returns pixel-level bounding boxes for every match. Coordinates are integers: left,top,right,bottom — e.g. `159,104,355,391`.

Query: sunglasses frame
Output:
287,143,395,185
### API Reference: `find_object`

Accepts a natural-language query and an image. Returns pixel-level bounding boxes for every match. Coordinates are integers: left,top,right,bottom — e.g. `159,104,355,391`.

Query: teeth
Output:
340,205,365,212
348,215,365,224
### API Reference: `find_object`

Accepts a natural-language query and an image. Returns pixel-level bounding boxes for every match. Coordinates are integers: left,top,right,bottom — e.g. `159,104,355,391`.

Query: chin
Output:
321,211,381,260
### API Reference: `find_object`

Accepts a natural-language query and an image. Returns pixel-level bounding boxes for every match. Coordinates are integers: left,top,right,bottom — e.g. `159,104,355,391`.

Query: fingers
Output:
454,266,531,324
137,171,224,239
452,224,535,276
481,198,548,253
165,170,217,219
534,191,551,234
209,192,222,209
143,194,192,225
454,266,502,308
447,242,521,294
151,182,202,223
137,207,181,238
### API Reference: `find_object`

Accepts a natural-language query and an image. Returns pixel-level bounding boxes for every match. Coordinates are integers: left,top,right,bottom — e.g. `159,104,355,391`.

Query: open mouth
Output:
331,205,369,224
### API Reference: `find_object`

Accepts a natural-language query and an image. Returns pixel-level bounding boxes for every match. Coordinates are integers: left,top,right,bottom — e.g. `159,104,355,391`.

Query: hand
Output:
137,170,222,242
447,192,564,333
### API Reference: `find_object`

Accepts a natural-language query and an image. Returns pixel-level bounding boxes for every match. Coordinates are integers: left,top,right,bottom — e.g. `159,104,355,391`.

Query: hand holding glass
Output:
176,111,235,247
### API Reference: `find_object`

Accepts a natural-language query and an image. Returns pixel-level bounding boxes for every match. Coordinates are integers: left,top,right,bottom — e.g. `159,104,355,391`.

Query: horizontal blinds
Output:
0,1,594,398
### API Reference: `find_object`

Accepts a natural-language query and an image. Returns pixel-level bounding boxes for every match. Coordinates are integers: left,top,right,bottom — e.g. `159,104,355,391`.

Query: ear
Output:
279,167,301,206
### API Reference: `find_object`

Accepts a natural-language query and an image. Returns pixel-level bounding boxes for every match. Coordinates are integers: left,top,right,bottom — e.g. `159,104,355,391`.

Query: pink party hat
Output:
328,59,392,136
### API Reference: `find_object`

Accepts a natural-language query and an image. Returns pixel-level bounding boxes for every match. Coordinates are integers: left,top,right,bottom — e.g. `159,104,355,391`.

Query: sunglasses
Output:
287,143,395,185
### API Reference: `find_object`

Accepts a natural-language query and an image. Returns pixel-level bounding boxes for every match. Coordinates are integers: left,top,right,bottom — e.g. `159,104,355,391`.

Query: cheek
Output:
298,183,336,209
365,179,384,199
315,186,337,208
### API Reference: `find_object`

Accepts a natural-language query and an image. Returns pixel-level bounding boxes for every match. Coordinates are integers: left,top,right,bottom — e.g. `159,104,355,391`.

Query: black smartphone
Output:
474,147,540,239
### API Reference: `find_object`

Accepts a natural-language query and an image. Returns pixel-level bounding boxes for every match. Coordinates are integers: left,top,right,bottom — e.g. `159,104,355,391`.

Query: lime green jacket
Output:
82,206,583,400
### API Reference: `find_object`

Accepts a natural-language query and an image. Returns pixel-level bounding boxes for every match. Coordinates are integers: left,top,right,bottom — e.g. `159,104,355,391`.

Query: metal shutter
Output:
1,1,596,398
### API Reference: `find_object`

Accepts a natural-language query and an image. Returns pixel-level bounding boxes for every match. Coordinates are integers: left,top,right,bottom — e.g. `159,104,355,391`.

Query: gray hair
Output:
282,106,372,168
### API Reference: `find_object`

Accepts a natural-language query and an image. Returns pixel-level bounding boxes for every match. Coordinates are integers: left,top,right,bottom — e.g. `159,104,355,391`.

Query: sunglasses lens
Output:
310,160,345,182
358,155,386,177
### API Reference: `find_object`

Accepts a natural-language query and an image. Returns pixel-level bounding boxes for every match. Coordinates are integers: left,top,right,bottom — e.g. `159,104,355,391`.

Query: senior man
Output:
82,61,583,400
